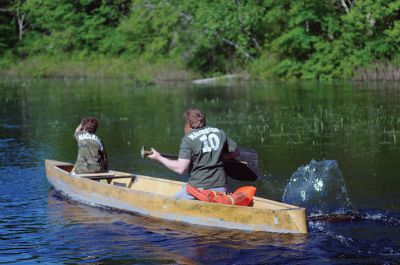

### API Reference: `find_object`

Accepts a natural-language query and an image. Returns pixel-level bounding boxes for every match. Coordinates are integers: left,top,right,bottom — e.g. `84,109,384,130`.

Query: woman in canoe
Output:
148,108,239,199
72,117,108,174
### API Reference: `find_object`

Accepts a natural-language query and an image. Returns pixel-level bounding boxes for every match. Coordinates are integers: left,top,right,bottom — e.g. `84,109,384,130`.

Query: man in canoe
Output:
148,108,239,199
72,117,108,174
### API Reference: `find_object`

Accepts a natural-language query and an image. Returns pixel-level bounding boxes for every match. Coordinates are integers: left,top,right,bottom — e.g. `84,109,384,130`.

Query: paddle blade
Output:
140,146,146,158
224,147,259,181
224,160,258,181
237,147,259,175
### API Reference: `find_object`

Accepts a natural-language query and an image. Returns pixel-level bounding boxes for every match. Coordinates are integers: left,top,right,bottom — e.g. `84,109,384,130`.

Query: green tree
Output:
1,0,399,80
0,0,25,54
114,0,266,73
20,0,131,55
255,0,400,80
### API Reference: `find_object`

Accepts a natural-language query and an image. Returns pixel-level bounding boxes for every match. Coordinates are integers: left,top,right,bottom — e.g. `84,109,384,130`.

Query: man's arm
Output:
223,136,240,160
147,148,190,174
223,148,240,160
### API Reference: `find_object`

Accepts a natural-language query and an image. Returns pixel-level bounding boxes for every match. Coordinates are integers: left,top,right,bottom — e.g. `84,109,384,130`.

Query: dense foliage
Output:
0,0,399,80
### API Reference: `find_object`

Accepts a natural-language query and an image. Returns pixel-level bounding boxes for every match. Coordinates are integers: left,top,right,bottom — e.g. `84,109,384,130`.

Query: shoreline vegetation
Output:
0,1,399,82
0,56,200,83
1,56,399,83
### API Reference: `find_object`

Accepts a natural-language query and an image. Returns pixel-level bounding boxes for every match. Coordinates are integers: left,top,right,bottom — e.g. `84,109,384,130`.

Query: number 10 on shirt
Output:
200,133,221,153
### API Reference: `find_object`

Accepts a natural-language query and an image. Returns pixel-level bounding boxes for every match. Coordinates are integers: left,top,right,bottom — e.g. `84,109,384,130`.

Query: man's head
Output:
184,108,206,130
81,117,98,133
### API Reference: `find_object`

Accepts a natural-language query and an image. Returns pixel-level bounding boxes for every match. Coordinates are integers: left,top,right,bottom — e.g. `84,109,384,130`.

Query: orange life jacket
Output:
186,185,256,206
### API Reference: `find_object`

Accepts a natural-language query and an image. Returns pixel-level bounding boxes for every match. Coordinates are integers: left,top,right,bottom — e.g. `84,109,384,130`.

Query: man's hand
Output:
147,148,161,161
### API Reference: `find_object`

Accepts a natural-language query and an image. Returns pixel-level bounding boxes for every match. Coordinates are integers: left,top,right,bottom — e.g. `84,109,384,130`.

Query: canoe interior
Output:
54,162,301,211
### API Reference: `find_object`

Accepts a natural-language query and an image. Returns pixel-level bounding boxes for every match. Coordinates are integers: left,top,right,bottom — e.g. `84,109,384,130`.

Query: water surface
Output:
0,79,399,264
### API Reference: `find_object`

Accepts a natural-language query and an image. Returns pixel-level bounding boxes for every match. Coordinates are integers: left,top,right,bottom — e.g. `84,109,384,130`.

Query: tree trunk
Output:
341,0,349,13
16,8,26,41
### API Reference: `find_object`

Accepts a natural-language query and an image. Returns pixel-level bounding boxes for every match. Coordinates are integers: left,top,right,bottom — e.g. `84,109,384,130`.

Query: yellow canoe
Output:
45,159,307,234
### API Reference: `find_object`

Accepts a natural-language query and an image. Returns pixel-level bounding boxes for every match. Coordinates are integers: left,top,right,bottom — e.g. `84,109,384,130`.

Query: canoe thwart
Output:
76,172,136,180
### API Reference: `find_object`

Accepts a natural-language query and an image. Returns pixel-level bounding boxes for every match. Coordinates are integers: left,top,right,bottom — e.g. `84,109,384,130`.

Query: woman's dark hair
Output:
184,108,206,129
81,117,98,133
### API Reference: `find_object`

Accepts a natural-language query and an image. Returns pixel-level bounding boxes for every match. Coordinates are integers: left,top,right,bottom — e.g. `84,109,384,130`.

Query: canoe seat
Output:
76,172,135,180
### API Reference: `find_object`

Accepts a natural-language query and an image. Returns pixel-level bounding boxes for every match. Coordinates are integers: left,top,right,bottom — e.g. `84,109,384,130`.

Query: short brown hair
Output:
81,117,98,133
184,108,206,129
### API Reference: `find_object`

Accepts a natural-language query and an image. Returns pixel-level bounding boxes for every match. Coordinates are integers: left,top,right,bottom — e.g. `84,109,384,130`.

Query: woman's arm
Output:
75,123,83,133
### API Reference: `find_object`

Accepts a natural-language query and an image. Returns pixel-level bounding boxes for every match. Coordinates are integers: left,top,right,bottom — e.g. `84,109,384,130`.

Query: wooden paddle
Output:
141,146,259,181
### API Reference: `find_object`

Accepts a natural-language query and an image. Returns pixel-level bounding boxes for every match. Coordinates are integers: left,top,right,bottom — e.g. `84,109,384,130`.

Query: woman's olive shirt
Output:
74,131,107,174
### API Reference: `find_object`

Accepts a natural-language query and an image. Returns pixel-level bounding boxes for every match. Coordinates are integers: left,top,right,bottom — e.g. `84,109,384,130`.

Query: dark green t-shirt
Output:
178,126,237,189
74,131,107,174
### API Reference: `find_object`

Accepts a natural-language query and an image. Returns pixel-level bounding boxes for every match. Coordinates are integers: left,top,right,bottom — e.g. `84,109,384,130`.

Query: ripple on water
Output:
308,209,400,262
1,163,399,264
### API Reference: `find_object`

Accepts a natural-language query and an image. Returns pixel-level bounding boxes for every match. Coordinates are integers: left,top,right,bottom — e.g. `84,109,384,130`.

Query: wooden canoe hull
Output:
45,159,307,234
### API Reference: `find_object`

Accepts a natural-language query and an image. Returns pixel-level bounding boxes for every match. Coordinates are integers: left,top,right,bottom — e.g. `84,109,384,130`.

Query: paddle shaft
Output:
141,146,259,181
142,149,179,160
142,147,256,169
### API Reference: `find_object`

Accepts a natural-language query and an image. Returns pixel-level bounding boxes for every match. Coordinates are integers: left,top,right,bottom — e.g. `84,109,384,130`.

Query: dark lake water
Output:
0,79,399,264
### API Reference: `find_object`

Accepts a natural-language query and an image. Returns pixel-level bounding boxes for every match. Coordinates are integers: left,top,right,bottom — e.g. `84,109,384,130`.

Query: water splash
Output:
282,160,355,215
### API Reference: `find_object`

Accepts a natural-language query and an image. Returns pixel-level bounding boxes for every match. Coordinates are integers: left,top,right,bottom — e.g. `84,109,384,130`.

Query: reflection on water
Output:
48,191,308,246
44,190,400,264
47,191,308,264
1,79,399,264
